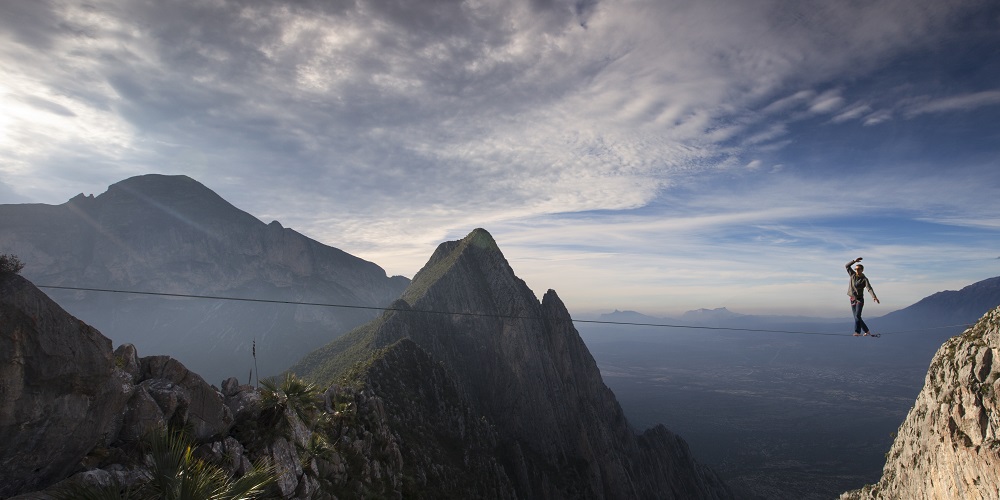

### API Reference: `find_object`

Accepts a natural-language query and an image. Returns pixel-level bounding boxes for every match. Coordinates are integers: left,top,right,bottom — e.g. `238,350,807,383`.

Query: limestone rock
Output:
140,355,234,440
119,382,168,442
842,306,1000,500
0,274,131,497
221,376,262,423
114,343,141,384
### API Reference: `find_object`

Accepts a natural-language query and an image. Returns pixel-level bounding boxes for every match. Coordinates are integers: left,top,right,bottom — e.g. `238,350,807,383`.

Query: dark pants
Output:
851,298,869,334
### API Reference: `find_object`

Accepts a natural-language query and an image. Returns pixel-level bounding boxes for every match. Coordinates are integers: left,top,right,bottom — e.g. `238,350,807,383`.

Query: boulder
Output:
140,355,234,440
0,274,131,497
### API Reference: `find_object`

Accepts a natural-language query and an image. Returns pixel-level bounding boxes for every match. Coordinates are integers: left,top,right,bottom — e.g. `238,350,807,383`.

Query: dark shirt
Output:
846,261,875,300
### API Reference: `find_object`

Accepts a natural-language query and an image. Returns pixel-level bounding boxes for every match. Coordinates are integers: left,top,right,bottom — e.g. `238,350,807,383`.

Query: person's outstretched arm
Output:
868,282,879,304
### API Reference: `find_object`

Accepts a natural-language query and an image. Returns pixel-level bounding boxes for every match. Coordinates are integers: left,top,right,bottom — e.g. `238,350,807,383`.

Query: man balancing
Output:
846,257,880,337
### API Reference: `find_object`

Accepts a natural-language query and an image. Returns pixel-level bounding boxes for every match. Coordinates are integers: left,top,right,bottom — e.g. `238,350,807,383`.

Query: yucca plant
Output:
142,428,277,500
260,373,323,429
55,428,278,500
298,432,335,469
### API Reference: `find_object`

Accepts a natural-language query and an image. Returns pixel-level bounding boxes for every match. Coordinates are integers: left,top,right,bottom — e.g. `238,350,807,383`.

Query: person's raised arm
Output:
846,256,862,275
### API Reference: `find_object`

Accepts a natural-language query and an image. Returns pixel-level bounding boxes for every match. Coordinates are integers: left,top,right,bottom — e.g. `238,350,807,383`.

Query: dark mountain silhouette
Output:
877,276,1000,328
0,174,409,384
292,228,735,499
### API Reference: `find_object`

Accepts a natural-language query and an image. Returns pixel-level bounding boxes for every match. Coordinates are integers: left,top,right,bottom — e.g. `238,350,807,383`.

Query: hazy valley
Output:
577,288,1000,499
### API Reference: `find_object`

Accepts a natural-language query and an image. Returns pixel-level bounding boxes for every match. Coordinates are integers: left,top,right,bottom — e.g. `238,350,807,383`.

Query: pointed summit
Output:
411,228,500,275
402,228,529,312
292,230,734,499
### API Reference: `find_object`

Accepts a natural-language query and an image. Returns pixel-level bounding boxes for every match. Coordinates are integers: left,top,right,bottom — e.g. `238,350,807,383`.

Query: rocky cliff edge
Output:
841,305,1000,500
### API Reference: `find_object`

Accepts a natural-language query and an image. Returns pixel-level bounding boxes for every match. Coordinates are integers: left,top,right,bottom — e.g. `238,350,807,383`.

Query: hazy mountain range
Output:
0,174,408,384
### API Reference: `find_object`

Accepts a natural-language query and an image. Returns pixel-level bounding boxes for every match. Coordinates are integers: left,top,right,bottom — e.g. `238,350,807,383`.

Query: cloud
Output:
1,0,997,314
0,179,30,203
905,90,1000,116
863,110,893,126
831,103,872,123
808,89,845,114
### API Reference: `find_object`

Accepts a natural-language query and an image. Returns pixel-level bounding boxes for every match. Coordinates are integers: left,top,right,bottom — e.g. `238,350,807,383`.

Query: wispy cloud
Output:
905,90,1000,116
1,0,998,315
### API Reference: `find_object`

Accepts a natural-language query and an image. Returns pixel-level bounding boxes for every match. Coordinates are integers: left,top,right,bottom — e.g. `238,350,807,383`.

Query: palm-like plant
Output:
55,428,277,500
260,373,323,428
143,428,276,500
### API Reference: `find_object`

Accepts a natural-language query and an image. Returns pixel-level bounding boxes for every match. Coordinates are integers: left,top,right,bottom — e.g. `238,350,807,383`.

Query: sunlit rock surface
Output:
842,306,1000,500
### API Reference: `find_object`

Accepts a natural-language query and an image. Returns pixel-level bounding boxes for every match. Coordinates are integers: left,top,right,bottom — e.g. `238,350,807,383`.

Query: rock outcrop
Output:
0,174,409,383
0,273,131,497
293,228,735,499
0,274,236,497
841,305,1000,500
2,273,547,499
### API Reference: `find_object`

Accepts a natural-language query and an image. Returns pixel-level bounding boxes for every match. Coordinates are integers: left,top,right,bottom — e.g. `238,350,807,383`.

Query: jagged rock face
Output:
362,338,518,498
0,174,409,383
295,228,734,499
0,274,131,497
842,306,1000,500
0,275,240,497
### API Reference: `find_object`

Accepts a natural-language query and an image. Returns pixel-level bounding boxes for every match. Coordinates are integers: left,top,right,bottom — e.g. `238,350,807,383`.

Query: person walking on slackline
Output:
846,257,879,336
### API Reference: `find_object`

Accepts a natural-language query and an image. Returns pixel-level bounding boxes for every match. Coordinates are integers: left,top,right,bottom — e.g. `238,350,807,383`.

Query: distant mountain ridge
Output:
292,228,735,499
598,306,841,331
598,276,1000,335
0,174,409,383
878,276,1000,328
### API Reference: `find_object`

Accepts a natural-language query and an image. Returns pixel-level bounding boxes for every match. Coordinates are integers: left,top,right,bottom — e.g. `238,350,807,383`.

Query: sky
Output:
1,0,999,318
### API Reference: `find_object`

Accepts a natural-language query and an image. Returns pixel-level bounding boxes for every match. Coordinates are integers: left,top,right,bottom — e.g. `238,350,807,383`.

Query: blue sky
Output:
1,0,998,317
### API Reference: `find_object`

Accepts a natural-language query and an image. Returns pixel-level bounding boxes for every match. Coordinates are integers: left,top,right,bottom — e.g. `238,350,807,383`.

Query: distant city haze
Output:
2,0,999,318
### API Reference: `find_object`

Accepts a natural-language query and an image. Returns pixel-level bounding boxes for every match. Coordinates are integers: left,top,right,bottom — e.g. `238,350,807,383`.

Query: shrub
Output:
52,427,277,499
0,254,25,275
260,373,324,431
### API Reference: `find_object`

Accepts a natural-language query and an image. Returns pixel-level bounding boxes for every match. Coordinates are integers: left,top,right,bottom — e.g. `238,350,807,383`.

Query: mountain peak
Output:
680,307,741,320
75,173,266,233
107,174,212,200
464,227,498,249
293,229,734,498
105,174,235,209
2,173,410,383
403,228,515,305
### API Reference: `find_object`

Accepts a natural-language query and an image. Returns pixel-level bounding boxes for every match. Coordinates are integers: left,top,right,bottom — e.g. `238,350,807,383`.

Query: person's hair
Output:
856,264,864,271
